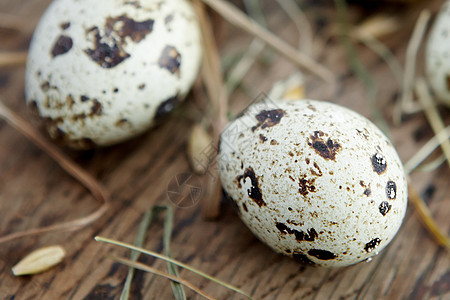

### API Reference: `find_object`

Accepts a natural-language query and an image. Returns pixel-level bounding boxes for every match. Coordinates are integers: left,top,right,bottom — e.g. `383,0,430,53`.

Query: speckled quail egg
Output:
218,99,407,267
426,0,450,106
25,0,202,148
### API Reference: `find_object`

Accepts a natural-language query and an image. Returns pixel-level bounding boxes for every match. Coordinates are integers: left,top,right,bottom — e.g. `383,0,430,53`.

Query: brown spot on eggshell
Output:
51,35,73,57
293,253,315,265
124,1,142,9
379,201,391,216
309,131,341,160
371,153,387,174
60,22,71,30
80,95,89,102
307,104,317,112
364,238,381,253
252,109,286,132
109,15,154,43
155,95,180,118
40,117,97,149
66,95,75,108
41,81,50,92
138,83,146,90
270,139,278,145
242,203,248,212
308,249,337,260
85,27,130,68
275,223,318,242
158,45,181,76
356,128,370,140
360,181,371,196
298,175,316,196
259,134,267,143
115,119,129,127
84,15,154,68
91,100,103,116
311,162,322,177
386,181,397,200
236,167,266,207
165,14,174,31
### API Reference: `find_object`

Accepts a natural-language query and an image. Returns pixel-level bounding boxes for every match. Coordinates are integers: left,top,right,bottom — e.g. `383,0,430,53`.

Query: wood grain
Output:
0,0,449,299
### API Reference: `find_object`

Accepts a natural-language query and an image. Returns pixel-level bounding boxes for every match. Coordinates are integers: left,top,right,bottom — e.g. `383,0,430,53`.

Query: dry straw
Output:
96,236,253,299
0,100,110,243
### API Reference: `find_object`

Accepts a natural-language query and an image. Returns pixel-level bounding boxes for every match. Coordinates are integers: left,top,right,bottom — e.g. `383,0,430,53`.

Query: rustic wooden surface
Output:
0,0,449,299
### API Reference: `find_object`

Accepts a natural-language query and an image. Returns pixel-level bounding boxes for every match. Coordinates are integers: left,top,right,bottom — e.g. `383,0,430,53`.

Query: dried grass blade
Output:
415,155,446,172
395,10,430,124
162,205,186,300
112,255,216,300
95,236,253,299
243,0,268,27
408,182,450,251
355,35,403,87
193,0,226,219
275,0,313,55
120,209,156,300
404,126,450,174
226,38,265,95
202,0,335,84
226,0,268,95
0,99,110,243
0,51,27,68
415,78,450,169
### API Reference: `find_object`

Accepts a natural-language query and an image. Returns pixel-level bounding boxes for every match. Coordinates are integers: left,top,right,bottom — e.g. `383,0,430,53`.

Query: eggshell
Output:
25,0,202,148
218,99,407,267
426,0,450,106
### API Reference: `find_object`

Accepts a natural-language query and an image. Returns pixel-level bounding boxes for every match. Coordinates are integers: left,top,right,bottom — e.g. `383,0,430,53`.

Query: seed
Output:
187,124,214,175
12,245,66,276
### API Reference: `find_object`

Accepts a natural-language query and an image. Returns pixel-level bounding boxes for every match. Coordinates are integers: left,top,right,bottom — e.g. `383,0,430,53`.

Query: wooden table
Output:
0,0,449,299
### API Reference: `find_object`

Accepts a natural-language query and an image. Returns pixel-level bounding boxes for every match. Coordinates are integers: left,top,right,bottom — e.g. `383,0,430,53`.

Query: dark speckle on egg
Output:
51,35,73,57
308,249,337,260
155,95,180,118
309,131,340,160
252,109,286,132
275,223,318,242
386,181,397,199
84,15,154,68
236,167,265,207
158,45,182,76
364,238,381,253
60,22,71,30
379,201,392,216
371,153,387,174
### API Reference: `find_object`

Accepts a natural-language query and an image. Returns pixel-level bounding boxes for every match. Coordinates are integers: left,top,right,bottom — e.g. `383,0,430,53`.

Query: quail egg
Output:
25,0,202,148
426,0,450,106
218,99,407,267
